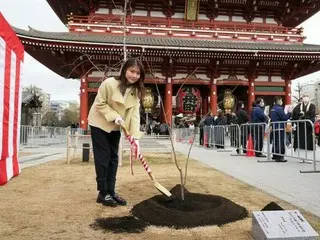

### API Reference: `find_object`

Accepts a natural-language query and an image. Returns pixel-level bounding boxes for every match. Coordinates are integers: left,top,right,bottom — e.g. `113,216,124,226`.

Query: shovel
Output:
120,124,172,197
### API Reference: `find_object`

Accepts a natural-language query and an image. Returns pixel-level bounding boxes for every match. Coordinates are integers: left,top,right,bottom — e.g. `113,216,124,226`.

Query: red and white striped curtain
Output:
0,13,24,185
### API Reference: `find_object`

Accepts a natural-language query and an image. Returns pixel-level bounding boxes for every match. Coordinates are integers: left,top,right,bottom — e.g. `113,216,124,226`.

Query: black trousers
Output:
254,125,264,153
90,126,121,195
316,133,320,147
236,130,248,153
230,128,237,147
272,129,285,158
199,128,203,145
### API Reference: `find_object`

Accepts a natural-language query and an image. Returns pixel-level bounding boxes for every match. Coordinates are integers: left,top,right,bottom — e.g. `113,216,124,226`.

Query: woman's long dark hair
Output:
118,58,145,99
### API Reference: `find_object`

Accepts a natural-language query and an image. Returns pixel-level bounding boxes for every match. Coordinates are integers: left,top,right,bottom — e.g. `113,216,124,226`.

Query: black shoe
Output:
111,193,127,206
96,193,117,207
276,158,287,162
256,153,267,158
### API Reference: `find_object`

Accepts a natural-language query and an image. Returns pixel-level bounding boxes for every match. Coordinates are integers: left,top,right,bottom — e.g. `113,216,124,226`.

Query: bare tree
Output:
23,84,42,95
292,82,304,104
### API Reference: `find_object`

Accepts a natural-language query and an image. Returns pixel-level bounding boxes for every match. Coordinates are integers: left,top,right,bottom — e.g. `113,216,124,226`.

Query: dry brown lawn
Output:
0,153,319,240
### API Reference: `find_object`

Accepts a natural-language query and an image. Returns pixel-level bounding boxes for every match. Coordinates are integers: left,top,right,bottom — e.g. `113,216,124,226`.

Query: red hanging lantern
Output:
176,87,201,115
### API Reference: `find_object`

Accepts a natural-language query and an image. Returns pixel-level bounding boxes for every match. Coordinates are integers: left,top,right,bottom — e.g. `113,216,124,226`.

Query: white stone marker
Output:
252,210,319,240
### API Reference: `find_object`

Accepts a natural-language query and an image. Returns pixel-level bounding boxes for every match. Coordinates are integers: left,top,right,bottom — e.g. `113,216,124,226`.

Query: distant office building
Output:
40,93,51,115
50,100,70,120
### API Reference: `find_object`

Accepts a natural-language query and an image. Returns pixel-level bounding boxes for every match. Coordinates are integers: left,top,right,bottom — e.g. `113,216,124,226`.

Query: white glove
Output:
115,116,124,125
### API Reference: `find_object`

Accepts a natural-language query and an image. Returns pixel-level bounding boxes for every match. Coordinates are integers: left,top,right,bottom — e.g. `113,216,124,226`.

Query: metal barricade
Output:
212,125,229,151
66,128,92,164
240,122,268,158
120,133,173,154
266,119,319,173
202,126,214,148
201,125,240,153
224,124,241,154
174,128,195,144
20,125,68,148
175,128,186,143
119,131,174,166
173,120,319,173
20,125,33,146
193,127,200,145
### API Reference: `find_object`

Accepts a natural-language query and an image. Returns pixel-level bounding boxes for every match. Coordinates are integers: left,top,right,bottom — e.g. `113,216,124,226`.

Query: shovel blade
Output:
154,181,172,197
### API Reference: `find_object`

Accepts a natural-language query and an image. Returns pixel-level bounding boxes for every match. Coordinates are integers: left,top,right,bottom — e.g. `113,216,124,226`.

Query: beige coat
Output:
88,77,143,139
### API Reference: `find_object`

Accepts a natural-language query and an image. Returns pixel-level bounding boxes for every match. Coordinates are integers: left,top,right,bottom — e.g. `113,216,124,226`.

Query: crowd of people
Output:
139,94,319,163
196,95,319,162
142,121,170,135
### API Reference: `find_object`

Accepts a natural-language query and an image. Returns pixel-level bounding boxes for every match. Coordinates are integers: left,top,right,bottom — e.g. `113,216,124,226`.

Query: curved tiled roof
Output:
46,0,320,28
14,27,320,53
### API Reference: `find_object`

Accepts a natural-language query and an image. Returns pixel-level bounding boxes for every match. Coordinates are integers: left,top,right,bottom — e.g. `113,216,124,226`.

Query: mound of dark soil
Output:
131,184,248,229
90,216,148,233
261,202,284,211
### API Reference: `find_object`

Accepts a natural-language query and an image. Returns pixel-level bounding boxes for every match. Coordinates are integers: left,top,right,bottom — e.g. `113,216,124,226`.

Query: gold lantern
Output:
142,88,154,113
223,89,235,114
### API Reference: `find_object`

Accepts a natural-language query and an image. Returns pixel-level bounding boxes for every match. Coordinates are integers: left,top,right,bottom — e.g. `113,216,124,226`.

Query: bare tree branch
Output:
292,82,304,104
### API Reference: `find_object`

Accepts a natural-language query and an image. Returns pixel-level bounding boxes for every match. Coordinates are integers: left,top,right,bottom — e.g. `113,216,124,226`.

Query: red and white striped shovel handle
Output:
121,124,152,177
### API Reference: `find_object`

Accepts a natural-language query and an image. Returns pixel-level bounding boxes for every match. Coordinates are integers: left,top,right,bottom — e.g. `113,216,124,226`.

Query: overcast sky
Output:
0,0,77,102
0,0,320,102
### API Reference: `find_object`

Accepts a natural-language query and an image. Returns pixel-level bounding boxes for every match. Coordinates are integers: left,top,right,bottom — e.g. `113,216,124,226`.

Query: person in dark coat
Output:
227,112,238,148
270,97,291,162
236,101,249,154
250,101,256,122
249,101,257,148
204,112,215,126
203,112,215,147
252,98,268,157
199,117,205,145
159,123,168,135
214,110,227,149
292,95,316,151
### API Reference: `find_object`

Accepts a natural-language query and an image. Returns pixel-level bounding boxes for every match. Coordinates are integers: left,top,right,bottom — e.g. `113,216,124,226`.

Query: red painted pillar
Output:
210,81,217,115
164,77,172,126
248,77,255,111
80,77,88,130
285,79,292,105
202,93,208,117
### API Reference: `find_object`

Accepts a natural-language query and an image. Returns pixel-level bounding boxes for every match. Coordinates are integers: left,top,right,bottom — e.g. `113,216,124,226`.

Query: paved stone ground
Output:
19,144,67,169
174,142,320,217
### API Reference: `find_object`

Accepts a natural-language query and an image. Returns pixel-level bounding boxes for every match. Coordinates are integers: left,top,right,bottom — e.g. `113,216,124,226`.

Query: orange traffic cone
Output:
246,135,255,157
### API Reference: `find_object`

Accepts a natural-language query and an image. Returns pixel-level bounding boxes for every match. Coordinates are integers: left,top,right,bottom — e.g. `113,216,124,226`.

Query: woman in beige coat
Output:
88,58,145,207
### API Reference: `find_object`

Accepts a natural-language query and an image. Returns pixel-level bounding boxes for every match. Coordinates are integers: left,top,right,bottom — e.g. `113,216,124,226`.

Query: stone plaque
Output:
252,210,319,240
